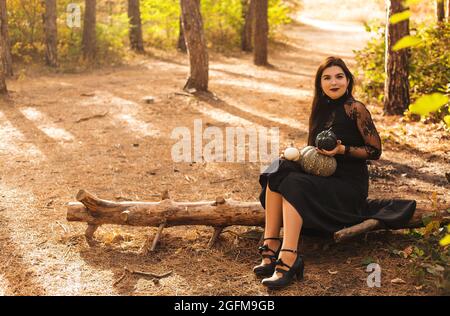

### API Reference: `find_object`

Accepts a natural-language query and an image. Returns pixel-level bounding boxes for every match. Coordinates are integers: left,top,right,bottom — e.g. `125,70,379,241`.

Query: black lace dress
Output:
259,95,416,235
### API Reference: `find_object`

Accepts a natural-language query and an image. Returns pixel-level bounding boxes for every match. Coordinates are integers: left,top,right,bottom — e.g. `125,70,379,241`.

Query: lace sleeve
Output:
345,101,382,160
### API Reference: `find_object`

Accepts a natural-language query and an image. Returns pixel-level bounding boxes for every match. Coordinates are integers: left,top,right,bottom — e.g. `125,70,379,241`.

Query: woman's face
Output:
320,65,349,99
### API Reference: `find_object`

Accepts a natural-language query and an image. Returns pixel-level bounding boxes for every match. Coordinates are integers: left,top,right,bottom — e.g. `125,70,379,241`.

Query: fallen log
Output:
66,190,450,253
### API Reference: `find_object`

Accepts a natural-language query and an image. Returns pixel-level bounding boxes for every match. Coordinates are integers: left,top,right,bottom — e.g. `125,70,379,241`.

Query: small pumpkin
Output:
298,146,337,177
315,128,337,151
283,147,300,161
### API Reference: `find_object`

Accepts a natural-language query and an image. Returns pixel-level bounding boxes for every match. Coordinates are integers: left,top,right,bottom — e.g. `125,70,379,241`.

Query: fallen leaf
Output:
391,278,406,284
402,246,413,258
422,263,444,276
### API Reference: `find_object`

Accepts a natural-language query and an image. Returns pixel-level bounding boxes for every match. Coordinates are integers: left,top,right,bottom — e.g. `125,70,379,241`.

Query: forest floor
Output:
0,1,449,296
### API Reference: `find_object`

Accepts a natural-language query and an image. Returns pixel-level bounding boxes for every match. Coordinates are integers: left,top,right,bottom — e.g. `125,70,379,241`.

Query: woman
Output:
255,56,416,290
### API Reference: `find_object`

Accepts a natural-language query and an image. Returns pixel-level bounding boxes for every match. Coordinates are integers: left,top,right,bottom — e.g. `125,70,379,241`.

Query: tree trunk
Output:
447,0,450,21
0,51,6,94
180,0,209,92
177,15,187,53
82,0,96,60
67,190,450,248
128,0,144,52
0,0,13,77
43,0,58,67
384,0,410,115
436,0,445,22
241,0,254,52
253,0,268,66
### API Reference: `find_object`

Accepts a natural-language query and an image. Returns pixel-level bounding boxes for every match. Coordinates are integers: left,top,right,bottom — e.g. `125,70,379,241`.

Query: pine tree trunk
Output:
253,0,268,66
177,15,187,53
0,60,6,94
0,0,7,95
241,0,254,52
0,0,13,77
436,0,445,22
128,0,144,52
447,0,450,21
180,0,209,92
82,0,96,60
43,0,58,67
384,0,410,115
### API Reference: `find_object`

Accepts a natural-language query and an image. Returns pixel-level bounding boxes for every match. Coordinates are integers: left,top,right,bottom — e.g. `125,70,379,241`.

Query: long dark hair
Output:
307,57,355,146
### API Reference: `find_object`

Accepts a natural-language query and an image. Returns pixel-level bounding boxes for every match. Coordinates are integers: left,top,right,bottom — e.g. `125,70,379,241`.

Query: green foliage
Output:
355,21,450,125
140,0,180,49
8,0,128,66
268,0,292,36
6,0,292,66
409,23,450,96
354,21,386,102
95,13,129,63
201,0,242,50
405,226,450,294
139,0,291,51
8,0,46,62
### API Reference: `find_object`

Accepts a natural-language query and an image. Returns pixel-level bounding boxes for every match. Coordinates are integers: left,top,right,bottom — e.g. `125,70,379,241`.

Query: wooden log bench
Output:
66,189,450,255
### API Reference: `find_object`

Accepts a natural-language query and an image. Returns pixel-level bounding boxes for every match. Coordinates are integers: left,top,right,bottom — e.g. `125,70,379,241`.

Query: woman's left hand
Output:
316,140,344,157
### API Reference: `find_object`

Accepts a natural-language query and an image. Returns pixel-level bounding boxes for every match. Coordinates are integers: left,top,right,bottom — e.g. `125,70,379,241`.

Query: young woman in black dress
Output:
254,56,416,290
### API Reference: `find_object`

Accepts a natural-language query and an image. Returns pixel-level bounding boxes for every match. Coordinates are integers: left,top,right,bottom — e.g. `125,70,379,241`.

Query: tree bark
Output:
180,0,209,92
253,0,268,65
67,190,450,246
43,0,58,67
128,0,144,52
384,0,410,115
0,0,13,77
447,0,450,21
241,0,254,52
0,52,6,94
67,190,264,227
82,0,96,60
436,0,445,22
177,15,187,53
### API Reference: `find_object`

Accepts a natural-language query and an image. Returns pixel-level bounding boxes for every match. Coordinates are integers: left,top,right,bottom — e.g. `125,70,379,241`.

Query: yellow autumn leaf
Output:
444,115,450,127
389,10,411,24
440,234,450,246
393,35,422,51
409,93,449,116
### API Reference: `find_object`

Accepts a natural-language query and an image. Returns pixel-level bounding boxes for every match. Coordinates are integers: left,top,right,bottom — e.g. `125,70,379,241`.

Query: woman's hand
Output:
316,140,345,157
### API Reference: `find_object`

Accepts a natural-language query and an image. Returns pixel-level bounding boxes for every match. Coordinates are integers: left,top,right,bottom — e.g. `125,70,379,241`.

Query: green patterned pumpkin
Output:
298,146,337,177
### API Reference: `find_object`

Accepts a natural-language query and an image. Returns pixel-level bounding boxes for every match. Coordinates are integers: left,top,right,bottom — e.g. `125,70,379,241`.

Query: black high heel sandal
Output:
253,237,282,278
261,248,304,290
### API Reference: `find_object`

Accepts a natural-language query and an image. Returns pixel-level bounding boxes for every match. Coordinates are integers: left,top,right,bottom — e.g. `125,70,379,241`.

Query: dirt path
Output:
0,2,448,295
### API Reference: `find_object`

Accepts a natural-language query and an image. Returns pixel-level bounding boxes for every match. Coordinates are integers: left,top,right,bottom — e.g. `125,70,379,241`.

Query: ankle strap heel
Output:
261,248,304,289
253,237,282,278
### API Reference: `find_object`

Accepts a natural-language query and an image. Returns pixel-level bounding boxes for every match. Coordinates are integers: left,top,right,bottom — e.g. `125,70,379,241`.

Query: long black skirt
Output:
259,158,416,236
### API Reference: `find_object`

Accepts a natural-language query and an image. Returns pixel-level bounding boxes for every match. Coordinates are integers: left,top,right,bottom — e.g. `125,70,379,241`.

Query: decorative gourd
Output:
283,147,300,161
315,128,337,151
298,146,337,177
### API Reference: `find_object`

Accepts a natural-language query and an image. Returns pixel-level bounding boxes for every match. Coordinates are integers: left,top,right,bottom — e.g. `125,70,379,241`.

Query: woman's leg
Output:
275,197,303,276
261,183,283,263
